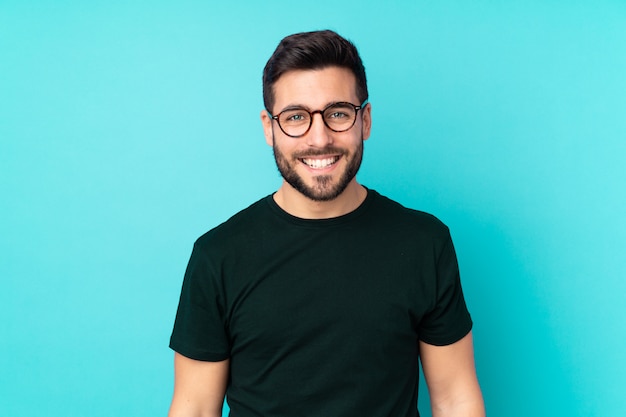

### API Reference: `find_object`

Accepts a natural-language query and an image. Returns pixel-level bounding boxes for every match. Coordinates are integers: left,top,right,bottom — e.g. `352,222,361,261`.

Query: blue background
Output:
2,1,625,416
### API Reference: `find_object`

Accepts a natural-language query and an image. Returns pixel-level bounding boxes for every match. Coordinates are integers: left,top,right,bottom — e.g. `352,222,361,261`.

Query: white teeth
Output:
302,157,338,169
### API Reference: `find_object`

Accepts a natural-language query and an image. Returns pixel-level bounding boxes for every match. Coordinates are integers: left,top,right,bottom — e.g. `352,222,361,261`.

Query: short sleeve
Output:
169,239,230,361
418,233,473,346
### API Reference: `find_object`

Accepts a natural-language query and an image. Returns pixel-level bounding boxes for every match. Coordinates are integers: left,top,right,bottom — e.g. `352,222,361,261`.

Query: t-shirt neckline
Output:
264,187,376,227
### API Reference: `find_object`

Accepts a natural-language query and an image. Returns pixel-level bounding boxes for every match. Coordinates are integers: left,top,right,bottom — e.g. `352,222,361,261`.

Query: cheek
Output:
273,139,296,159
346,133,365,150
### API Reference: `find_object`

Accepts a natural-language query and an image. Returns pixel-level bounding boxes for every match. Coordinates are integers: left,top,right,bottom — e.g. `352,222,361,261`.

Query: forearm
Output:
421,333,485,417
168,354,228,417
432,403,485,417
431,392,485,417
168,399,223,417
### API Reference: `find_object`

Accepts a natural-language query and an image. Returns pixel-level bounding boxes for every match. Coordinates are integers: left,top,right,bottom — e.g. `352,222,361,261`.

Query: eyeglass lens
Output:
278,103,358,137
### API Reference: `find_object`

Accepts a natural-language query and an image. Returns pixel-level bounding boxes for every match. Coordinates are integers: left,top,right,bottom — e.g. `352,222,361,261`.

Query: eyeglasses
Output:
268,101,367,138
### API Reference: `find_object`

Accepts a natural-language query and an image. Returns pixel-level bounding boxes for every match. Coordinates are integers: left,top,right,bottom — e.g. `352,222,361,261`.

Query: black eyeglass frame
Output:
267,100,368,138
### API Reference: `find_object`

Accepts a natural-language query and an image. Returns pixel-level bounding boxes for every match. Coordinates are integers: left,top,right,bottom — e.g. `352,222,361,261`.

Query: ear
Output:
361,102,372,141
261,110,274,147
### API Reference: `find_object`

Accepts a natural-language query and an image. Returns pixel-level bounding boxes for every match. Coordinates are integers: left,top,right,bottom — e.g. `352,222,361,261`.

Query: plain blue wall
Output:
2,1,625,416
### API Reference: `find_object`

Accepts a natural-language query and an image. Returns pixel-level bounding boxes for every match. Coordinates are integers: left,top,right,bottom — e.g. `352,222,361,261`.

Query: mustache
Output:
291,146,347,159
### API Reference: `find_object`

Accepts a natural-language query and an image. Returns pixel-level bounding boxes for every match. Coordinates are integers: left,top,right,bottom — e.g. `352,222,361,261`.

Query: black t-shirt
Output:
170,189,472,417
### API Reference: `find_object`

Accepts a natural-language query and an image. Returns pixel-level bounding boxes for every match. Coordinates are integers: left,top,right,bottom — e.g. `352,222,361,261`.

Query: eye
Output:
328,111,349,119
280,110,310,124
287,113,306,121
325,104,354,120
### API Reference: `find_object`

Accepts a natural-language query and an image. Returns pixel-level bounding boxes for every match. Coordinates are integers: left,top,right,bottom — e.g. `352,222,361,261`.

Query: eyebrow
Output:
278,101,349,113
279,104,310,112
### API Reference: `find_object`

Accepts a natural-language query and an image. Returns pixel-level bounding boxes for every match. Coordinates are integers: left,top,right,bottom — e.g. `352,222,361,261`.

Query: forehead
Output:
272,66,358,110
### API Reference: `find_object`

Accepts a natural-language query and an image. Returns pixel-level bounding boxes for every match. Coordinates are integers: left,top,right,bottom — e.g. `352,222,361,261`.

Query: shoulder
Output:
367,189,451,240
194,195,273,251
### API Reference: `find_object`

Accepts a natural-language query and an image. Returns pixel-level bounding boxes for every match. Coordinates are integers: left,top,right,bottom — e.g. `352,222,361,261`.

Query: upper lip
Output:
300,154,339,160
294,147,345,160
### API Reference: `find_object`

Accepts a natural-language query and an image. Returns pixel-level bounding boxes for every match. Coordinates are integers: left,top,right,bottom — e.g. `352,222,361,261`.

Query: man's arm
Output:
420,331,485,417
168,353,229,417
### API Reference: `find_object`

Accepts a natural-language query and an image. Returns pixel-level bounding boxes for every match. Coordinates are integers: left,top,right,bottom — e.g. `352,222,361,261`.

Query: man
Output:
168,30,485,417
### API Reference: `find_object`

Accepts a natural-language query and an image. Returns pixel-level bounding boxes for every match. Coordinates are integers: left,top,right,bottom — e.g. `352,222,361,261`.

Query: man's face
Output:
261,66,371,202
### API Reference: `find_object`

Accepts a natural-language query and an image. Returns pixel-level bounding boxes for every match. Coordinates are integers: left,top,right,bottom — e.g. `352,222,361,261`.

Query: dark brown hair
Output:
262,30,368,112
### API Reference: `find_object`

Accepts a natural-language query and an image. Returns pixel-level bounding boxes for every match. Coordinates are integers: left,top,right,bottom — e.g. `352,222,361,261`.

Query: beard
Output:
272,134,364,202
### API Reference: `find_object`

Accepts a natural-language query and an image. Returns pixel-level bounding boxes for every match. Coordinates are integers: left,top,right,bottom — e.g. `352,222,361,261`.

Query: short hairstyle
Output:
262,30,368,112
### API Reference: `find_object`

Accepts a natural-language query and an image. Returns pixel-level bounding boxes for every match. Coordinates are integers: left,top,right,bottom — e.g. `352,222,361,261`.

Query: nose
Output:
305,112,333,147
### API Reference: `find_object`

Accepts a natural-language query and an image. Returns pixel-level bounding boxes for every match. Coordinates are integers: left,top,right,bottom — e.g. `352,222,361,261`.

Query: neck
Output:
273,180,367,219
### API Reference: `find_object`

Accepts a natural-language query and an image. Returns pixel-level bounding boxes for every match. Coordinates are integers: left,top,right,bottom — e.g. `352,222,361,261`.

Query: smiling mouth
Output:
300,156,340,169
